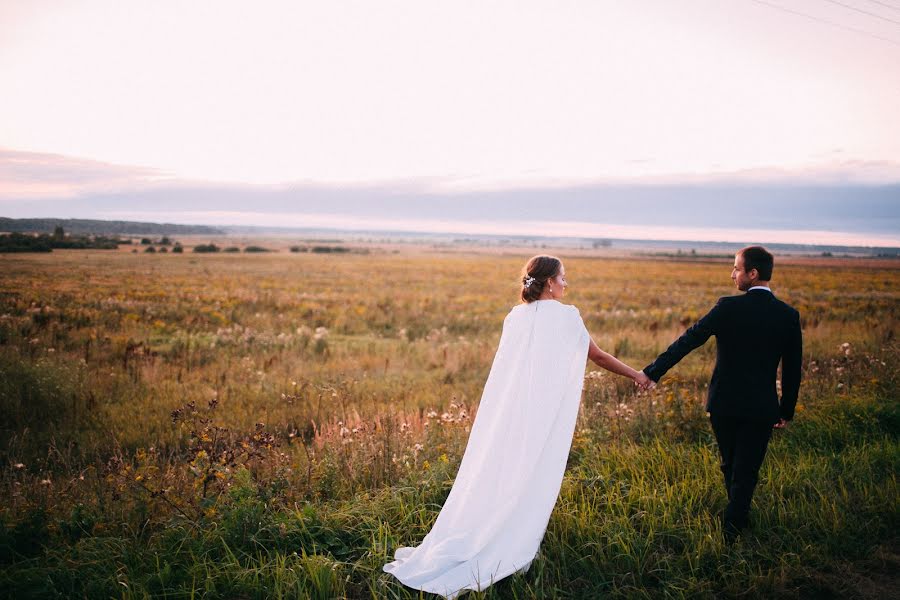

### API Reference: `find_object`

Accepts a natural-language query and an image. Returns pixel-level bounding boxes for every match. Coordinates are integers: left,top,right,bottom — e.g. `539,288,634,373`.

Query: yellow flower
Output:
423,460,431,471
439,453,448,464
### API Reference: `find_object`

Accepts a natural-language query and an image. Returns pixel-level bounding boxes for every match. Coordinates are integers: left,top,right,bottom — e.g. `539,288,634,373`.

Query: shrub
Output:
0,233,53,253
193,244,220,253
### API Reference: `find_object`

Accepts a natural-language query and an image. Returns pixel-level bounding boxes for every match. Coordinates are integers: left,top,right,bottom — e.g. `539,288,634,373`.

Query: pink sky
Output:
1,0,899,191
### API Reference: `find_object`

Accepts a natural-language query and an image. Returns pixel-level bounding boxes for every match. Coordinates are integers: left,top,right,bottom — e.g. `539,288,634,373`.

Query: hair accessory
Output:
523,275,535,288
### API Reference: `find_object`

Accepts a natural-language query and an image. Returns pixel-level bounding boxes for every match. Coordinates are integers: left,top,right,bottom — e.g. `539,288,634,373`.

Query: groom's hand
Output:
773,418,789,429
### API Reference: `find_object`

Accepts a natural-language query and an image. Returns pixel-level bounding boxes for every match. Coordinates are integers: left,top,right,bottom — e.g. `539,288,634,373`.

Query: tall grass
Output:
0,250,897,598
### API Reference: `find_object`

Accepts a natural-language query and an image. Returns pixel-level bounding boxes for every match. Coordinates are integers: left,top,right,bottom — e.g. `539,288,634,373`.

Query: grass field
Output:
0,247,898,599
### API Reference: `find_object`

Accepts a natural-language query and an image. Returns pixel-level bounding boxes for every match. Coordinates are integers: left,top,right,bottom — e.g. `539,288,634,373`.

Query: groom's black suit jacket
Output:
643,289,802,424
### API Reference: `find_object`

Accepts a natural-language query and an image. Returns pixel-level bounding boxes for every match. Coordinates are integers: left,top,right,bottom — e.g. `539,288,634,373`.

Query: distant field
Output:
0,248,897,598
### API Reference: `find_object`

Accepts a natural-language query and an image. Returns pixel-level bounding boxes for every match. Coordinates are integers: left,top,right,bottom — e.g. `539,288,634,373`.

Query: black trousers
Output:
709,413,774,531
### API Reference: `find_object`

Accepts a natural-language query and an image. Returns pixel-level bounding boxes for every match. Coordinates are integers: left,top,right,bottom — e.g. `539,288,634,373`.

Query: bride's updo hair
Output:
520,255,562,303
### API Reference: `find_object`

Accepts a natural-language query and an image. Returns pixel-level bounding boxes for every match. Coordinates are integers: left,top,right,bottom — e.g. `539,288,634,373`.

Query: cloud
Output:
1,147,898,248
4,147,900,203
0,148,167,199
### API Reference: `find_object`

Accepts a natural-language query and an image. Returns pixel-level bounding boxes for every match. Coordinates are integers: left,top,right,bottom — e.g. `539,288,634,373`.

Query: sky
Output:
1,0,899,245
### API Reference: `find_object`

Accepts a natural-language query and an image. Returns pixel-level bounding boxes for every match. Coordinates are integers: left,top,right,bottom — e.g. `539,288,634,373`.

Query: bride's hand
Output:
633,370,654,390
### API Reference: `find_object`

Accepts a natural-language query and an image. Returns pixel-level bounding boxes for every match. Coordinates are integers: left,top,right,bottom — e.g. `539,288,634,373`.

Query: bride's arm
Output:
588,337,651,387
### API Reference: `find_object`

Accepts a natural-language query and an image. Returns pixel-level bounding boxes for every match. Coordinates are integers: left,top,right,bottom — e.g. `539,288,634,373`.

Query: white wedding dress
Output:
383,299,591,598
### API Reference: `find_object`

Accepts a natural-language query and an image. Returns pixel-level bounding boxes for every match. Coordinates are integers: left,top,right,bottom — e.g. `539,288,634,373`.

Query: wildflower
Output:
414,443,424,452
14,463,24,470
40,479,51,485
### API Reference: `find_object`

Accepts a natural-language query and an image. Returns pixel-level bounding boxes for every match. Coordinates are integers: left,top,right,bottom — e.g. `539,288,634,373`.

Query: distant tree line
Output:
0,228,128,253
0,217,224,236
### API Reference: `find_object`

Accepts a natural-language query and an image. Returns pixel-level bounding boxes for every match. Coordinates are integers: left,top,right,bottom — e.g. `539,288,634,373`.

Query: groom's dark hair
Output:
738,246,774,281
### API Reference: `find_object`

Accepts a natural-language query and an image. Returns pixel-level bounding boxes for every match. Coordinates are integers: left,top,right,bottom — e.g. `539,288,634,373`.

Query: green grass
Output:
2,394,896,599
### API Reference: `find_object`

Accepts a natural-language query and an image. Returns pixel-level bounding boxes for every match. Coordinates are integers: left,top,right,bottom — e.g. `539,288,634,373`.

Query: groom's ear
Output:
748,268,759,281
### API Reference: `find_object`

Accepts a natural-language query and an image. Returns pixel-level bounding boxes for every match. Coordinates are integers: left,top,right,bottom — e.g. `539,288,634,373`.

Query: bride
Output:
383,255,651,598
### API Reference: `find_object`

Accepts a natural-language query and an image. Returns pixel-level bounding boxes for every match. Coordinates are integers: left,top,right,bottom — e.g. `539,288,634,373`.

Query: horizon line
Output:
4,214,899,251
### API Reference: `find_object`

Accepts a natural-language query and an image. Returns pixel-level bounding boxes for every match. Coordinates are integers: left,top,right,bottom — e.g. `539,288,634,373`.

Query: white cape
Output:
383,299,590,598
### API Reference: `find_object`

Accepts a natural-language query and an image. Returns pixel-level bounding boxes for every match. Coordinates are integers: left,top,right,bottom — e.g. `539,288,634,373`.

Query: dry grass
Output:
0,246,897,598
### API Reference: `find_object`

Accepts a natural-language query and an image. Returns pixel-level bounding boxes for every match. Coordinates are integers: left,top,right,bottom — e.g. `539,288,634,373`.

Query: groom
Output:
642,246,802,541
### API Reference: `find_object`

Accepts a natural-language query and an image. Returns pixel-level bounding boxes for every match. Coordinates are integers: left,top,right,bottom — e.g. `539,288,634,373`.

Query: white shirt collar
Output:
748,285,772,293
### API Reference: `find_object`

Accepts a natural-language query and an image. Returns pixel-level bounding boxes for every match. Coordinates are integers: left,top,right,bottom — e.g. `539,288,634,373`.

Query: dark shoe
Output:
723,525,739,545
722,516,743,545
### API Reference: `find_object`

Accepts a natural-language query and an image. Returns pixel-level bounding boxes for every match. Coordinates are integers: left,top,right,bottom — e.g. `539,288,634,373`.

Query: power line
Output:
746,0,900,46
817,0,900,26
862,0,900,15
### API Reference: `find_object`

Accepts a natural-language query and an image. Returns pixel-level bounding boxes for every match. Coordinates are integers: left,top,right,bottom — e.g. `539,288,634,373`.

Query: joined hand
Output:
634,371,654,391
